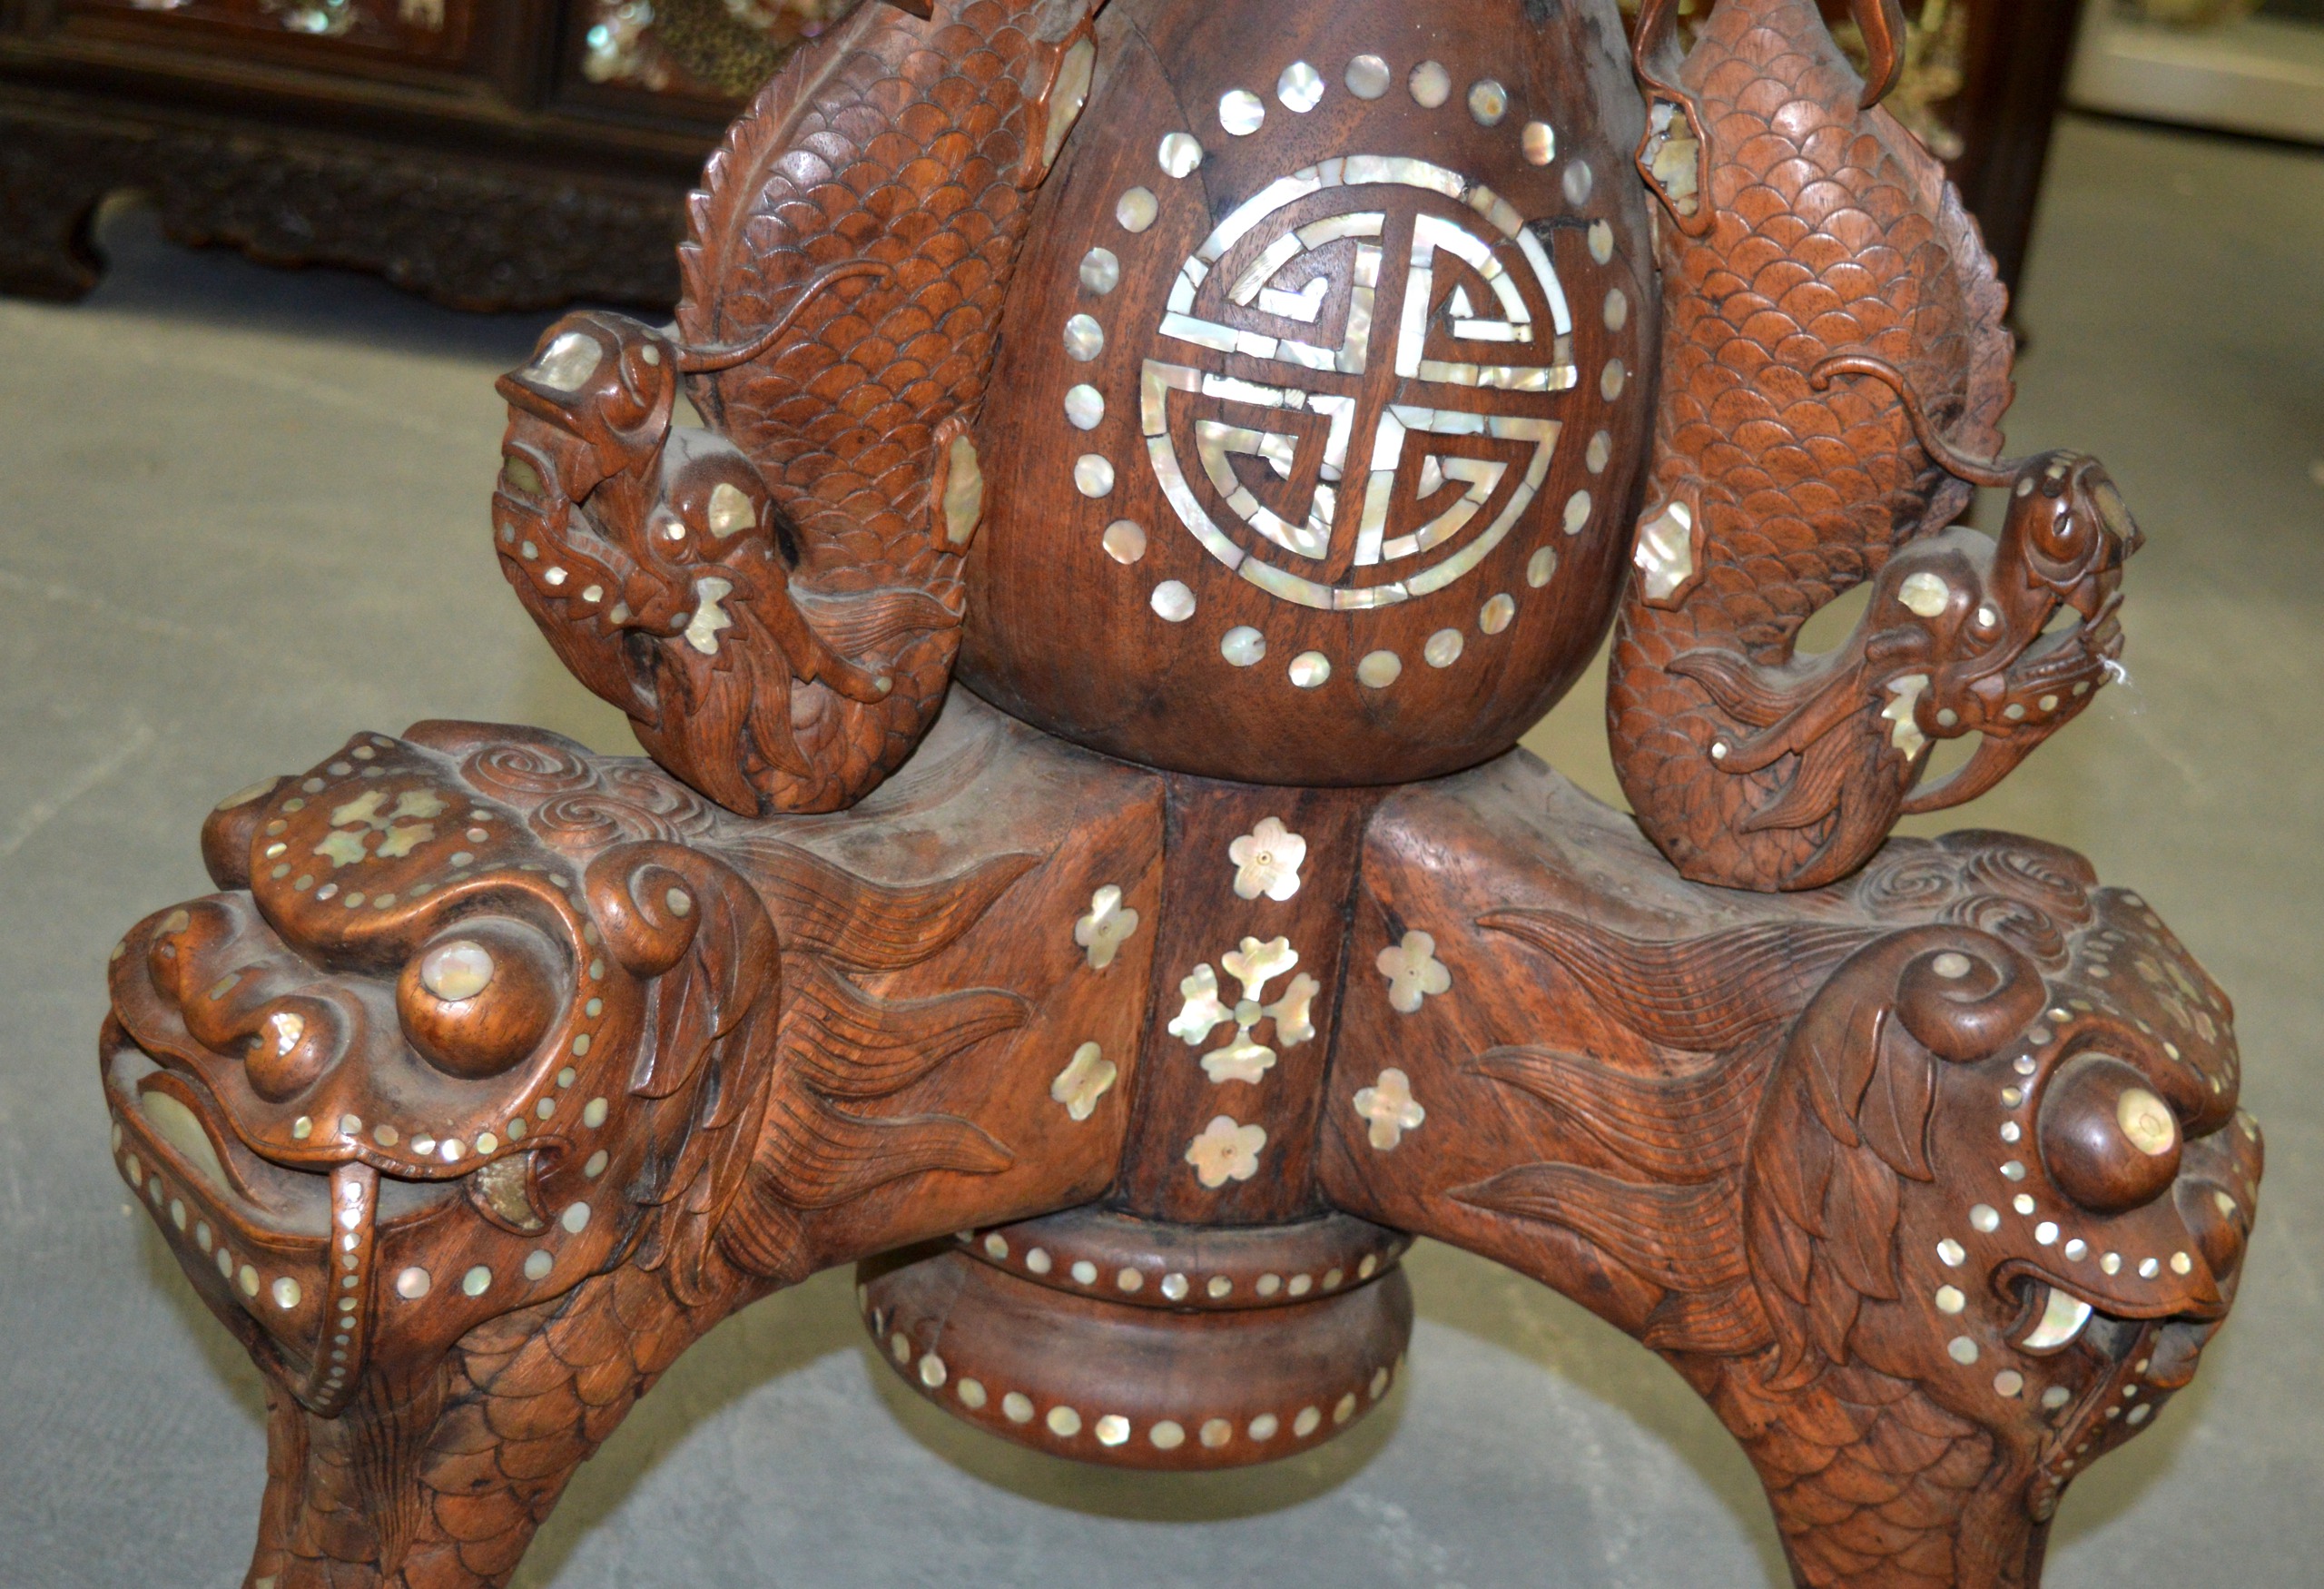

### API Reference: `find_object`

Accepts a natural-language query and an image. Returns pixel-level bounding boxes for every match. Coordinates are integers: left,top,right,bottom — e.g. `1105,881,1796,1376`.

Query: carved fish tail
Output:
245,1266,733,1589
1610,0,2014,890
674,0,1094,814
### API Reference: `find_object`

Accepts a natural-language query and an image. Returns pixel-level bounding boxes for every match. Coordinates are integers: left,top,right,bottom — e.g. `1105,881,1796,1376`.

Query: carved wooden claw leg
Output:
232,1272,728,1589
1323,754,2262,1588
101,701,1157,1585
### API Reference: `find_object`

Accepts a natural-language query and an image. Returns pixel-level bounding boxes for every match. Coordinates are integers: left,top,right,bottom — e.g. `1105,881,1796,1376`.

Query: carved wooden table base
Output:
94,0,2260,1583
102,694,2259,1587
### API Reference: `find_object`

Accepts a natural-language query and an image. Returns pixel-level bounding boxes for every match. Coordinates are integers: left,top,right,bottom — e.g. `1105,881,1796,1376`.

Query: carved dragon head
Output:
1798,837,2260,1522
1663,370,2142,883
1828,354,2143,799
1674,522,2124,801
1476,832,2258,1546
1753,923,2257,1515
100,725,783,1416
492,260,891,511
489,268,919,817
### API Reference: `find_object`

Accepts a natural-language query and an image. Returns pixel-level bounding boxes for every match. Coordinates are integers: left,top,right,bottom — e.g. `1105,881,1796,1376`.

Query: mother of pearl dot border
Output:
963,1228,1397,1306
1063,44,1628,696
864,1288,1403,1456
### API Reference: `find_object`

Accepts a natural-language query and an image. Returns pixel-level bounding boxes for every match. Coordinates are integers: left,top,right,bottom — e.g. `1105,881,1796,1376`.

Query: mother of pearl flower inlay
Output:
1169,937,1320,1084
1375,930,1451,1012
1186,1115,1267,1188
1072,884,1140,970
1050,1042,1118,1122
1228,815,1306,901
1353,1069,1425,1150
313,786,446,868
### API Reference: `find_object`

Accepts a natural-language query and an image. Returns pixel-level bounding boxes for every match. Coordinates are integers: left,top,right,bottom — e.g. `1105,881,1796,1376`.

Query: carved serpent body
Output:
494,0,1099,816
1611,0,2055,891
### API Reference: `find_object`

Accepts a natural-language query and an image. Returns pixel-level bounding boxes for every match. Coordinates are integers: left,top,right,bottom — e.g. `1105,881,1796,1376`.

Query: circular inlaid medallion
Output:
961,0,1652,784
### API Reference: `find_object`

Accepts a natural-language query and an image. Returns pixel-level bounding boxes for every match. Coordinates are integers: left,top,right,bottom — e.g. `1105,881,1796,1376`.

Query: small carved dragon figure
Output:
1609,0,2138,891
1668,353,2142,854
494,0,1103,817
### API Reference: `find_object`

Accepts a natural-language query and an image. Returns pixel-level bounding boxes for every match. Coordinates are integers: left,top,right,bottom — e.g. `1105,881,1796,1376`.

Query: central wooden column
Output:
1109,777,1385,1223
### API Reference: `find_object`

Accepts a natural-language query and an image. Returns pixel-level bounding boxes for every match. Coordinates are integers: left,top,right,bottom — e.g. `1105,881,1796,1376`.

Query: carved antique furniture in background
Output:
3,0,2082,309
0,0,847,307
100,2,2259,1585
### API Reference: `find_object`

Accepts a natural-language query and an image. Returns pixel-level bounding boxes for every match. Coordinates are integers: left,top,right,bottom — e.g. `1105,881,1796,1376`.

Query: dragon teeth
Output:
2021,1285,2094,1351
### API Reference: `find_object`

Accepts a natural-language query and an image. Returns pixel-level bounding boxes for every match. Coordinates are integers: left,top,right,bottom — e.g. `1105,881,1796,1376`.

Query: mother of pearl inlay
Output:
1278,62,1324,113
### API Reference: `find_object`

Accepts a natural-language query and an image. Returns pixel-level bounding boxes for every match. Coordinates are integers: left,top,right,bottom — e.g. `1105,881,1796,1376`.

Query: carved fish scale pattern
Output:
1702,1357,2008,1589
251,1266,723,1589
1609,0,2013,889
674,0,1067,812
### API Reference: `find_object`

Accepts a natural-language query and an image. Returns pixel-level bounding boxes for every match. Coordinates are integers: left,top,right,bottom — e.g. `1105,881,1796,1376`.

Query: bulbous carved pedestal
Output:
97,1,2258,1585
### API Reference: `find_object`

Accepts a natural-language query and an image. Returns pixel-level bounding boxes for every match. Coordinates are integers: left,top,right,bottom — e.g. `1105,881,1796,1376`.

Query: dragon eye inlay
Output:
399,923,561,1081
2118,1087,2178,1157
419,941,496,1003
525,331,601,393
2039,1052,2184,1214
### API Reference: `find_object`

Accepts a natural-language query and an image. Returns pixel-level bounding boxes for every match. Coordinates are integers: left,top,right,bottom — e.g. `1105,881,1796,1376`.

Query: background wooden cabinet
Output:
1868,0,2089,302
0,0,812,307
57,0,486,67
0,0,2082,311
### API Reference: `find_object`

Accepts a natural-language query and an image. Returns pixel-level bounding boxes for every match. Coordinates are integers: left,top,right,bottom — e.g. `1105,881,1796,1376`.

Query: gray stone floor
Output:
2,114,2318,1586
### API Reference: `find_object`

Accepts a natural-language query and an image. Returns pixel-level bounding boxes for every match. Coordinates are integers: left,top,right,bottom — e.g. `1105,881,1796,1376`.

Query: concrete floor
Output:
2,114,2318,1586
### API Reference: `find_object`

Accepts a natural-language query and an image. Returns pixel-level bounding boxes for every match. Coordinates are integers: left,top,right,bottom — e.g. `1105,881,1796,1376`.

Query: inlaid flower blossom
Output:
1221,935,1298,1000
1186,1114,1267,1188
1263,972,1320,1047
1168,964,1232,1044
1201,1031,1277,1086
1228,816,1307,902
1073,884,1141,970
1169,939,1321,1083
1376,930,1452,1013
313,787,447,869
1050,1042,1118,1121
1353,1069,1426,1150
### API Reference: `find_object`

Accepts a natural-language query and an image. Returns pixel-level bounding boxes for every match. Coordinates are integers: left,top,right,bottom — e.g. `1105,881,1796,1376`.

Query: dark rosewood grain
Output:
93,2,2250,1585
